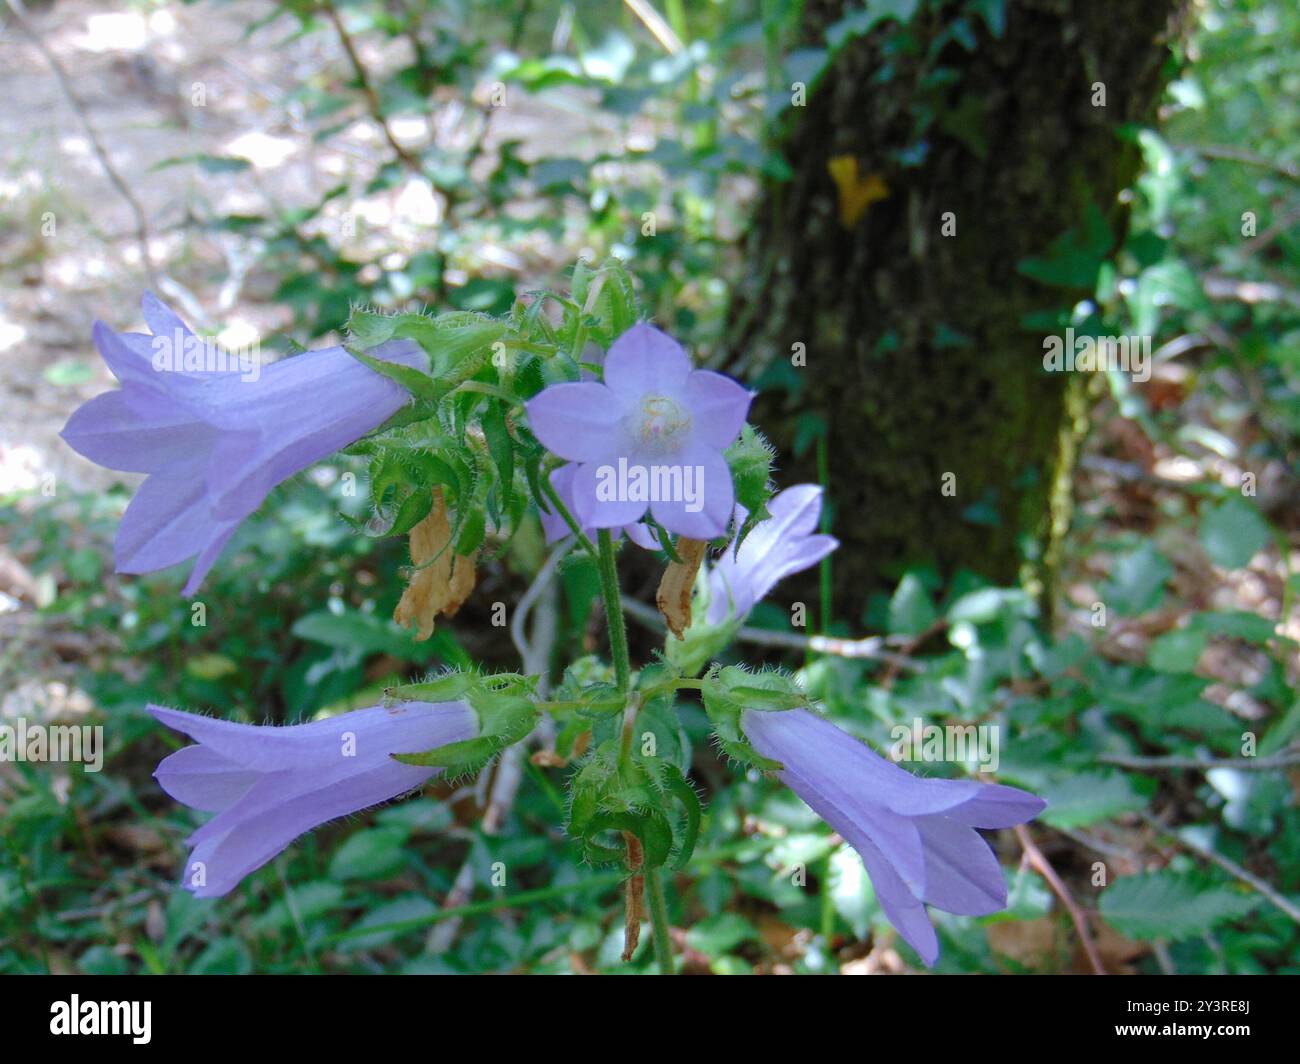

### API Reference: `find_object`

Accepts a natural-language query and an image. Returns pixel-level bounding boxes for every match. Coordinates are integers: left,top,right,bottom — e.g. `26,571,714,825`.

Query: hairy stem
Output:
644,867,675,974
597,530,632,694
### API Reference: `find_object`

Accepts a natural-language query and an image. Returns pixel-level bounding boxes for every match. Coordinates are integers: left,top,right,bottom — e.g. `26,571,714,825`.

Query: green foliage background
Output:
1,0,1297,974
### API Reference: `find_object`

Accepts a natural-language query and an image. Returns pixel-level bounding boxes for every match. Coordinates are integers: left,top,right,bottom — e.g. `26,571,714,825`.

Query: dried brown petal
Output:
655,537,708,638
393,487,478,641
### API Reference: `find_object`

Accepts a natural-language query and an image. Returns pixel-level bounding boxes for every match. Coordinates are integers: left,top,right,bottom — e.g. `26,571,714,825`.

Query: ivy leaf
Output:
1102,541,1172,615
1199,497,1272,570
1147,627,1207,673
889,572,937,635
1017,204,1113,290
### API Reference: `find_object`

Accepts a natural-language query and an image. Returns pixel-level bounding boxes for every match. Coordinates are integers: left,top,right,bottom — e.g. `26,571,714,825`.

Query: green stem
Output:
540,473,596,556
816,430,832,647
596,529,632,694
645,867,675,975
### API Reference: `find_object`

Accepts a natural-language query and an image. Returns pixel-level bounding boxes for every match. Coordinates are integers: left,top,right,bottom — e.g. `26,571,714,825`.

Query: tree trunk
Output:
724,0,1185,622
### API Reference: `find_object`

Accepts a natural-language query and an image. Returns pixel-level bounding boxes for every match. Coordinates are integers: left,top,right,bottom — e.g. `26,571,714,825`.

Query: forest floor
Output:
0,0,598,497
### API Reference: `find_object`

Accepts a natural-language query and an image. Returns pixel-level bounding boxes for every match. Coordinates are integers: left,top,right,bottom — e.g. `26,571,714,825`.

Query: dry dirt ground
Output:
0,0,612,720
0,0,605,497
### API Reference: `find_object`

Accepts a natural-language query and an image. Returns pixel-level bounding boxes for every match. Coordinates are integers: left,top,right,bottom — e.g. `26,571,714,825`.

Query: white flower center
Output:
631,395,691,453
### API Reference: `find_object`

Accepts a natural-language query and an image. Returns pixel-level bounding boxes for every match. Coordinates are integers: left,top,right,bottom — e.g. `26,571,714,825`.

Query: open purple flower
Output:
705,484,838,623
149,700,477,897
742,707,1046,966
61,294,424,595
525,323,753,540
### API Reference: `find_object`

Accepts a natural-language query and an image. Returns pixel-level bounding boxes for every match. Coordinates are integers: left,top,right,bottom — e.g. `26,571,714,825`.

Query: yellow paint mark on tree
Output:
828,156,889,228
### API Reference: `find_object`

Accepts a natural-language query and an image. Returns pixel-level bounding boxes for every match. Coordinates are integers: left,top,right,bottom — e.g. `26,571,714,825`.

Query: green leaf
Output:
292,609,439,663
328,826,409,880
1100,872,1259,941
1199,497,1272,569
252,882,347,933
345,344,440,401
151,153,252,174
336,895,438,951
481,399,515,518
392,683,537,778
1038,772,1149,829
1102,542,1172,615
685,913,757,958
1187,610,1278,644
1016,204,1113,290
726,425,776,539
888,573,937,635
1147,628,1207,673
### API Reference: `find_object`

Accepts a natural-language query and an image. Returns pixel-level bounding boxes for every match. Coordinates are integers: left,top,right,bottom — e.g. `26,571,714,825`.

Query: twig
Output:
623,0,684,53
1014,824,1107,975
1078,454,1202,491
880,618,946,686
320,0,425,174
1099,748,1300,772
1175,142,1300,184
619,594,922,670
1138,811,1300,926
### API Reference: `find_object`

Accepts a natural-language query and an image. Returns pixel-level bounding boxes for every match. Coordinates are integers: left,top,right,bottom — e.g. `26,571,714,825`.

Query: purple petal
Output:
140,291,192,339
570,460,651,529
150,700,480,896
915,815,1008,915
647,444,733,540
704,484,837,623
767,483,826,536
943,784,1048,829
539,464,579,543
624,520,663,550
742,709,928,898
180,523,242,597
61,390,216,475
154,744,258,813
72,302,427,594
525,382,626,463
148,701,477,774
115,466,232,576
851,827,941,966
180,760,437,897
90,319,169,393
602,324,692,404
682,370,752,450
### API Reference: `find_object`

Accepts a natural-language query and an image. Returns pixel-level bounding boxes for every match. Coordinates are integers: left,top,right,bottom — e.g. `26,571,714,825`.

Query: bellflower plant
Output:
60,294,424,595
741,707,1046,965
74,260,1044,972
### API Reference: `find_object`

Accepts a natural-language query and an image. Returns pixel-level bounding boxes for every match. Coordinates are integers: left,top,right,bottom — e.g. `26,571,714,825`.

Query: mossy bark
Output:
723,0,1185,622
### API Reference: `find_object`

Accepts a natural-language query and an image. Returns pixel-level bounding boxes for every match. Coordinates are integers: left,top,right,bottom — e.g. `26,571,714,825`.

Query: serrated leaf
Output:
1037,772,1148,829
1100,872,1259,941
